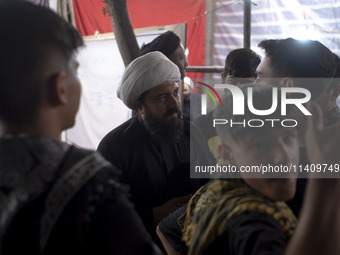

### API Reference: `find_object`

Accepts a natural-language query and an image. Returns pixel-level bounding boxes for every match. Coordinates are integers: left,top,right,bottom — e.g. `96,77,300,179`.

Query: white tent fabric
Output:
214,0,340,69
213,0,340,107
24,0,57,11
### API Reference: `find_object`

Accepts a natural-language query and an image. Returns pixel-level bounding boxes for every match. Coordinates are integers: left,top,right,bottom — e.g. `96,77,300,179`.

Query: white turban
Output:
117,51,180,109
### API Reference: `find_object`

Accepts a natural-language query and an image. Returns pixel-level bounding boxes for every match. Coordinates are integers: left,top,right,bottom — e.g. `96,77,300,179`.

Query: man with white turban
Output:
98,51,211,246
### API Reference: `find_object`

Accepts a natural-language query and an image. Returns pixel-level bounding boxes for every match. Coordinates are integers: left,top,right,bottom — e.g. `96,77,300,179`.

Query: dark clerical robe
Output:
97,114,211,238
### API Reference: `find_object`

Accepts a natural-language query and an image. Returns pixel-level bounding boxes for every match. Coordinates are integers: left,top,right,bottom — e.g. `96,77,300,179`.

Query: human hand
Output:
305,101,340,165
153,194,191,225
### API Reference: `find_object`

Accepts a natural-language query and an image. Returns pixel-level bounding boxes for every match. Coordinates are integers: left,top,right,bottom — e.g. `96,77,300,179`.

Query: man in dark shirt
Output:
255,38,340,217
98,52,211,243
158,84,340,255
158,84,299,255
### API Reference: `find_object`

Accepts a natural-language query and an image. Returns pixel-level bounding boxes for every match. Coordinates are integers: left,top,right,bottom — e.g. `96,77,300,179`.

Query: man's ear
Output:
221,73,226,83
279,77,294,88
47,72,67,106
218,143,233,164
132,101,144,114
330,85,340,102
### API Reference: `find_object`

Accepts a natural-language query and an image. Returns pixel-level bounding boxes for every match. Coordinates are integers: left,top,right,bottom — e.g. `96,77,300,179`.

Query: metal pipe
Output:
186,66,224,73
205,0,216,81
243,0,251,48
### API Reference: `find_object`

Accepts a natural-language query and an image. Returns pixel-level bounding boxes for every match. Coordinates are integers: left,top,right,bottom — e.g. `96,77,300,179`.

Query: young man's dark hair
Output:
258,38,336,78
222,48,261,79
257,38,339,120
0,0,83,126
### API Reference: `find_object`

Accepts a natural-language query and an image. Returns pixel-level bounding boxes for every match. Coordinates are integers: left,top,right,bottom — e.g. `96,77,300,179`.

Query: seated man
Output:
97,52,212,242
158,84,340,254
0,1,158,254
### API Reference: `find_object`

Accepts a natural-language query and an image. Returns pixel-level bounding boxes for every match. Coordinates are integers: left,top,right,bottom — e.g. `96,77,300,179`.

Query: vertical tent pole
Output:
243,0,251,48
68,0,76,27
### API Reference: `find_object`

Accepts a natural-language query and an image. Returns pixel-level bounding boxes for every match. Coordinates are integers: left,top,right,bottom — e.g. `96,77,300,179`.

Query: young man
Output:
221,48,261,85
181,84,299,254
194,48,261,158
97,52,212,244
0,1,158,254
256,38,340,216
158,84,340,255
158,84,298,254
256,38,339,124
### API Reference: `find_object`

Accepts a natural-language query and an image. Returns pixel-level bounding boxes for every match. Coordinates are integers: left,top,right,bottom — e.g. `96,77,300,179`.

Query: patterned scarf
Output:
181,179,297,255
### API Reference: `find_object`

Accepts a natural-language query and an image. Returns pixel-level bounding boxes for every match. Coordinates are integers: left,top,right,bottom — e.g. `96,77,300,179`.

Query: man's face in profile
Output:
254,56,278,85
169,45,188,79
220,127,299,201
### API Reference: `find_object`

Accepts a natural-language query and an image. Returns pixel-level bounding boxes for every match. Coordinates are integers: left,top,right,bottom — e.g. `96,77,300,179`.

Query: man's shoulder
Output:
97,115,150,160
99,115,145,145
58,146,121,184
204,210,287,255
63,146,108,167
182,118,204,136
107,116,136,136
50,146,124,209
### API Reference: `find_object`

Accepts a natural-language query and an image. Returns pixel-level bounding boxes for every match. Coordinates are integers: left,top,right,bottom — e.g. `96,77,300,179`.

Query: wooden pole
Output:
57,0,61,15
62,0,67,21
68,0,76,27
243,0,251,49
105,0,140,67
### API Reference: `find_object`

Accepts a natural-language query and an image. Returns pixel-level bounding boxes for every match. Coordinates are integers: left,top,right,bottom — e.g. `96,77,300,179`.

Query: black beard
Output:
143,109,184,143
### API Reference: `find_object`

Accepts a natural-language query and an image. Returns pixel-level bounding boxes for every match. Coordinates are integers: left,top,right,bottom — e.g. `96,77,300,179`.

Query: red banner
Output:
73,0,206,78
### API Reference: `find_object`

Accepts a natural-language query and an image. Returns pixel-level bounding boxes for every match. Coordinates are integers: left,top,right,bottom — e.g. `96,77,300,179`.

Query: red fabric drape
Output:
73,0,205,78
